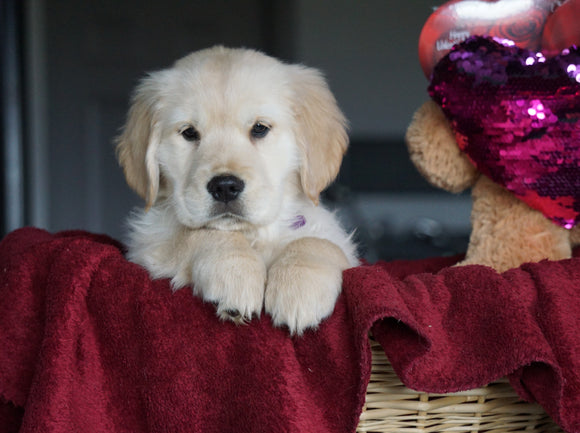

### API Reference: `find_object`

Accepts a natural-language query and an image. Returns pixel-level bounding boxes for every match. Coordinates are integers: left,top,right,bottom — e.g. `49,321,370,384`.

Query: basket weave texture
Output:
357,339,564,433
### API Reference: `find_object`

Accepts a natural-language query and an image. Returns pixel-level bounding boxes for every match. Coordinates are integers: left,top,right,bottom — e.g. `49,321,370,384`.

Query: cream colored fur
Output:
116,46,358,335
406,100,579,272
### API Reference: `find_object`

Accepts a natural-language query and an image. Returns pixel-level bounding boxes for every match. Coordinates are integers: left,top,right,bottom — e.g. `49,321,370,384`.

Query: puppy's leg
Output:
189,230,267,323
265,237,350,335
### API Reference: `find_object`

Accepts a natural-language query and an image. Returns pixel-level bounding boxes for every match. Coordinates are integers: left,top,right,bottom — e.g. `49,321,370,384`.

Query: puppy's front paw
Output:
265,238,348,335
265,261,343,335
192,242,267,324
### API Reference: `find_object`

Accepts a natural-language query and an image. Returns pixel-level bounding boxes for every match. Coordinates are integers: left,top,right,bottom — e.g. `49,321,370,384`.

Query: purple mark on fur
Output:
290,215,306,229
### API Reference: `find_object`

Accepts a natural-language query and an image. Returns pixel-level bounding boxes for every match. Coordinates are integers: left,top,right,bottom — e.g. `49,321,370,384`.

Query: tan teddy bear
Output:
406,100,580,272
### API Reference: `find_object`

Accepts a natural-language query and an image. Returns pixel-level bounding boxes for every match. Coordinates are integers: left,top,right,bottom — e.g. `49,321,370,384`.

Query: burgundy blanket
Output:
0,228,579,433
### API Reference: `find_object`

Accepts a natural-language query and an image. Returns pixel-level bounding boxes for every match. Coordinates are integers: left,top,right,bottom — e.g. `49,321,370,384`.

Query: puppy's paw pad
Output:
193,251,267,325
217,307,251,325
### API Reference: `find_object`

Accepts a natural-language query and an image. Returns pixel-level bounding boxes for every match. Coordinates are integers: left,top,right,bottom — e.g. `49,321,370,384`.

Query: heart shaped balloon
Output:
419,0,580,78
429,36,580,228
541,0,580,56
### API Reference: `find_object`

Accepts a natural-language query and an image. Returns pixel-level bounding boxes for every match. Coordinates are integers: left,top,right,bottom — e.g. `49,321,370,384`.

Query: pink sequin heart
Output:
429,36,580,229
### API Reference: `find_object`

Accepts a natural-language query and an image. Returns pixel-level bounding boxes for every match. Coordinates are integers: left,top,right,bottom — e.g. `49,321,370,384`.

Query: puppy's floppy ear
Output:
115,75,163,209
291,66,349,205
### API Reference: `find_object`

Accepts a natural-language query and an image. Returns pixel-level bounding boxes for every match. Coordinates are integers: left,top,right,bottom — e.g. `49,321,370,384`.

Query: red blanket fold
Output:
1,228,579,433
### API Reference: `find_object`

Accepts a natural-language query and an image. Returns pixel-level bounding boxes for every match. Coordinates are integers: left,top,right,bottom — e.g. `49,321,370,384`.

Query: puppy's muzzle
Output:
207,175,245,203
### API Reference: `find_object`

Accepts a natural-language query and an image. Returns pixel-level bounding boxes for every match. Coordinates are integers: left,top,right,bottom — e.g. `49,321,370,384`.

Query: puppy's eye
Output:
181,126,200,142
250,122,270,139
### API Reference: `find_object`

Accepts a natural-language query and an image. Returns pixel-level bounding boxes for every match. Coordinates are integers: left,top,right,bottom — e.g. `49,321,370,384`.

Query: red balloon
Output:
541,0,580,56
419,0,555,78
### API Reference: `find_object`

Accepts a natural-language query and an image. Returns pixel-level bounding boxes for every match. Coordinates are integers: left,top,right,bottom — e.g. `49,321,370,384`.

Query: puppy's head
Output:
116,46,348,230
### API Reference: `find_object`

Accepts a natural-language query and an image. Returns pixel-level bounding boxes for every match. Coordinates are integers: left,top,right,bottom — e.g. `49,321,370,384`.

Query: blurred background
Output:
0,0,471,262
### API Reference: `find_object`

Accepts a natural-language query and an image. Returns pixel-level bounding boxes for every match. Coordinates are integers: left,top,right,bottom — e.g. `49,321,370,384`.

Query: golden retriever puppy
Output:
116,46,358,335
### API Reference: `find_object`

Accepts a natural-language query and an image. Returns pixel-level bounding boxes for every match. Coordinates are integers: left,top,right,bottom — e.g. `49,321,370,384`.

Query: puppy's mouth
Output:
205,212,249,230
205,203,250,229
210,201,245,219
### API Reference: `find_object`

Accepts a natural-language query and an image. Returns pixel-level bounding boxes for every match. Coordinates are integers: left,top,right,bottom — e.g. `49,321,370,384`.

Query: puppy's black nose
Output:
207,175,245,203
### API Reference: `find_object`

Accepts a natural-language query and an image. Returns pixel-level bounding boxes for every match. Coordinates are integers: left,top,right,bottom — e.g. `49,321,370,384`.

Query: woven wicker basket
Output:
357,338,563,433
